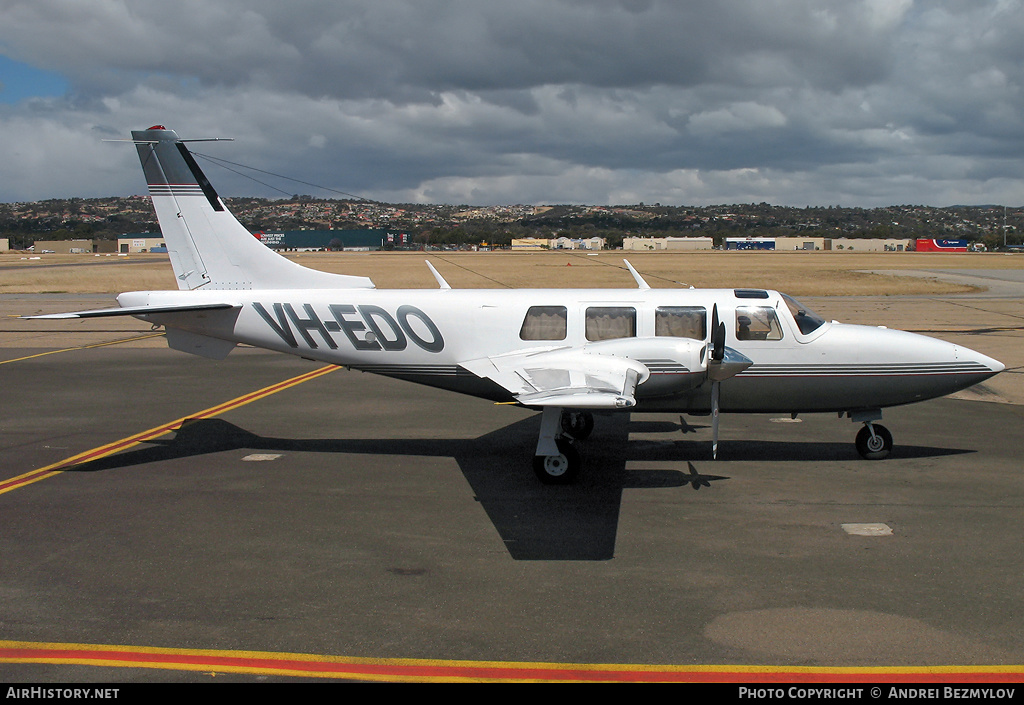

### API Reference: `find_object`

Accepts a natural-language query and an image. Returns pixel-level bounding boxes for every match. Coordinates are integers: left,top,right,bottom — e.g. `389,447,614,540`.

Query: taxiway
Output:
1,282,1022,681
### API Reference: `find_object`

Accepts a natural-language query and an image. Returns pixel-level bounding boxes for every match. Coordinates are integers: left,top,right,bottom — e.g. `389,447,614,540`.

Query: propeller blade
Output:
711,304,725,361
711,379,720,459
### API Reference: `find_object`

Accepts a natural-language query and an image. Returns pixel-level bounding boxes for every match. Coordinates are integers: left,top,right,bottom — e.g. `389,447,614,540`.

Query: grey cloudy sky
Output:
1,0,1023,206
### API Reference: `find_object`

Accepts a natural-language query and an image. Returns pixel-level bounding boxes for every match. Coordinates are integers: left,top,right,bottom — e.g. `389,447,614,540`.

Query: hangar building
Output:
118,234,167,253
623,236,714,251
255,230,409,251
33,239,117,254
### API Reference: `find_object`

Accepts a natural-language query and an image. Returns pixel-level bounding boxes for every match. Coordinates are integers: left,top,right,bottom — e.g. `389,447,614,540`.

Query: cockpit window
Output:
520,305,568,341
781,294,827,335
735,306,784,341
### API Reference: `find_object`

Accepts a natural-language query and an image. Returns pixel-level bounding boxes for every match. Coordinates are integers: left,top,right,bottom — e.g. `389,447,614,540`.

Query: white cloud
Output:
687,102,788,136
0,0,1022,206
861,0,914,31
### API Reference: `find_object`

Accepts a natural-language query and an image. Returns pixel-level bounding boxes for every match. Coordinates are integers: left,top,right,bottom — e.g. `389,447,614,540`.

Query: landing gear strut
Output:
533,407,585,484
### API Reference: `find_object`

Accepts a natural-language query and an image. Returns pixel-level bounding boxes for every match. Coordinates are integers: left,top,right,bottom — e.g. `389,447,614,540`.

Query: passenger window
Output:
735,306,784,341
520,305,568,341
586,306,636,341
656,306,707,340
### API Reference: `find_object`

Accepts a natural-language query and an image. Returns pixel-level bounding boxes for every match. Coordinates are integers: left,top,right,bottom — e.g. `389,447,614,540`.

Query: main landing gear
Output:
848,409,893,460
532,407,895,484
533,438,580,484
560,409,595,440
533,407,593,484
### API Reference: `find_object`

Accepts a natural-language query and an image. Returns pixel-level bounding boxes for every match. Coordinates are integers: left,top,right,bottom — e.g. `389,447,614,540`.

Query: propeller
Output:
711,377,721,459
709,304,726,458
704,305,753,460
711,304,726,362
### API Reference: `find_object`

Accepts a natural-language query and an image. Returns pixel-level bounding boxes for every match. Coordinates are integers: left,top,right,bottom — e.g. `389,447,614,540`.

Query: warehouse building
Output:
623,236,714,251
33,239,117,254
117,229,407,254
118,235,167,253
512,237,608,250
255,230,409,251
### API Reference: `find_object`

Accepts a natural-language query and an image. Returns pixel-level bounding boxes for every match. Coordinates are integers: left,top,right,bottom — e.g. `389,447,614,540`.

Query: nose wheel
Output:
855,423,893,460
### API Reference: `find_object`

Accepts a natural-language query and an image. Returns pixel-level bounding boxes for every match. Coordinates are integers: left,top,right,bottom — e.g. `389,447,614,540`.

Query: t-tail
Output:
132,125,374,291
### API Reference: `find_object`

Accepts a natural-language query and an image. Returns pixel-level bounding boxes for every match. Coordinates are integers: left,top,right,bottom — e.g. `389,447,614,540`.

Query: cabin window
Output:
735,306,784,341
519,306,568,341
655,306,707,340
585,306,636,341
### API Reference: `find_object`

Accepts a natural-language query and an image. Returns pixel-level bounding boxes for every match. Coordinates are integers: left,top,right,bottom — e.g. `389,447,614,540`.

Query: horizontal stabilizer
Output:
165,328,236,359
23,303,239,320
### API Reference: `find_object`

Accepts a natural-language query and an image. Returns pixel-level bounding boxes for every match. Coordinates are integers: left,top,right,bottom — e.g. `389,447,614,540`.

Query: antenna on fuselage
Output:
425,260,452,289
623,260,651,289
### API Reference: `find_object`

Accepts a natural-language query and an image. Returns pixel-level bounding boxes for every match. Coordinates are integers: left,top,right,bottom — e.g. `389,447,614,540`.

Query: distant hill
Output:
0,196,1018,250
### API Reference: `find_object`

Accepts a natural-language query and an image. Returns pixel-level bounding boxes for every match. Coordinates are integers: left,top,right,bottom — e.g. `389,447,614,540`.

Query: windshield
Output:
781,294,827,335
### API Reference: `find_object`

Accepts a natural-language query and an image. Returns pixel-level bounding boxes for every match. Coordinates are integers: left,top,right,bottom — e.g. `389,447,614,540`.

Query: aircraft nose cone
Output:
829,325,1005,405
956,345,1005,375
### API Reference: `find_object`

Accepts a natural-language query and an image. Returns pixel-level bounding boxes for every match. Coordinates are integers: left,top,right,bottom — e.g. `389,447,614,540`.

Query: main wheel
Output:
560,410,595,440
533,439,581,484
855,424,893,460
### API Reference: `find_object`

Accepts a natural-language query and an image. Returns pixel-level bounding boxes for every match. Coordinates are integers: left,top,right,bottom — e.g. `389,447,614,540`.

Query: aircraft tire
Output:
856,424,893,460
533,439,581,484
560,410,595,440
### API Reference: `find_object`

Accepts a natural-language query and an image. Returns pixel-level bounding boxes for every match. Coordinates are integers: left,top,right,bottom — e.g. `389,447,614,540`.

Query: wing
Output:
461,346,651,409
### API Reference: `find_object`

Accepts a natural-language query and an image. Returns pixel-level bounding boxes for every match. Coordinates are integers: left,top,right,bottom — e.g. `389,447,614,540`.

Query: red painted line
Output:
1,641,1021,683
0,469,59,493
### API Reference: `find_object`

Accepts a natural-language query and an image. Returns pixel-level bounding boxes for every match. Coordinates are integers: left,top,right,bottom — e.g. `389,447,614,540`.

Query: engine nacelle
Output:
581,337,708,399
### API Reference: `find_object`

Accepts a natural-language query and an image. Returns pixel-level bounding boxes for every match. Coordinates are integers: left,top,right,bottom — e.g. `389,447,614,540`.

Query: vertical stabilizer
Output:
132,126,374,290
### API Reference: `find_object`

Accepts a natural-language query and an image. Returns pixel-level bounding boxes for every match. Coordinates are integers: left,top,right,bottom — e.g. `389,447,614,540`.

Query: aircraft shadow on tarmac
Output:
65,415,971,561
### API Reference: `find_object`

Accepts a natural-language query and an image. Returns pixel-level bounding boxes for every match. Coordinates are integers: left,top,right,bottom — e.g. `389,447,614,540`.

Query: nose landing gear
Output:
856,423,893,459
848,409,893,460
847,409,893,460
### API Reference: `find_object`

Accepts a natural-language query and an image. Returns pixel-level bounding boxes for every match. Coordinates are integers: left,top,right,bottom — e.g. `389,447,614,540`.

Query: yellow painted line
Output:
0,333,167,365
0,365,339,495
0,640,1021,682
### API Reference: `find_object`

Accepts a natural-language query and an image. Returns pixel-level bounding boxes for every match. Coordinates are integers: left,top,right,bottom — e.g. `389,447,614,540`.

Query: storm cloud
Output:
1,0,1022,206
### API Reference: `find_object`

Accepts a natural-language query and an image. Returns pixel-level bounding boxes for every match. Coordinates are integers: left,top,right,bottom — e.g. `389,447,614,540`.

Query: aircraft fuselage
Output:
28,126,1006,476
121,286,1002,416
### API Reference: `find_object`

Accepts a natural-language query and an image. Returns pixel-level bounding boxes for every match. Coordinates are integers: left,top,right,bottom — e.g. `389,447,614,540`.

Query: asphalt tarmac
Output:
1,331,1022,681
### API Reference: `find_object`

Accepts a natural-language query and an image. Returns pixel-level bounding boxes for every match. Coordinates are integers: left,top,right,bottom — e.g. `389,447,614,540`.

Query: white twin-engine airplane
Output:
30,126,1005,483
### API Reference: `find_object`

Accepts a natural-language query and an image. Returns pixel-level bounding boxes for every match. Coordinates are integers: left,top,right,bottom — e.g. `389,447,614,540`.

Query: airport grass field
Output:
3,249,1023,295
